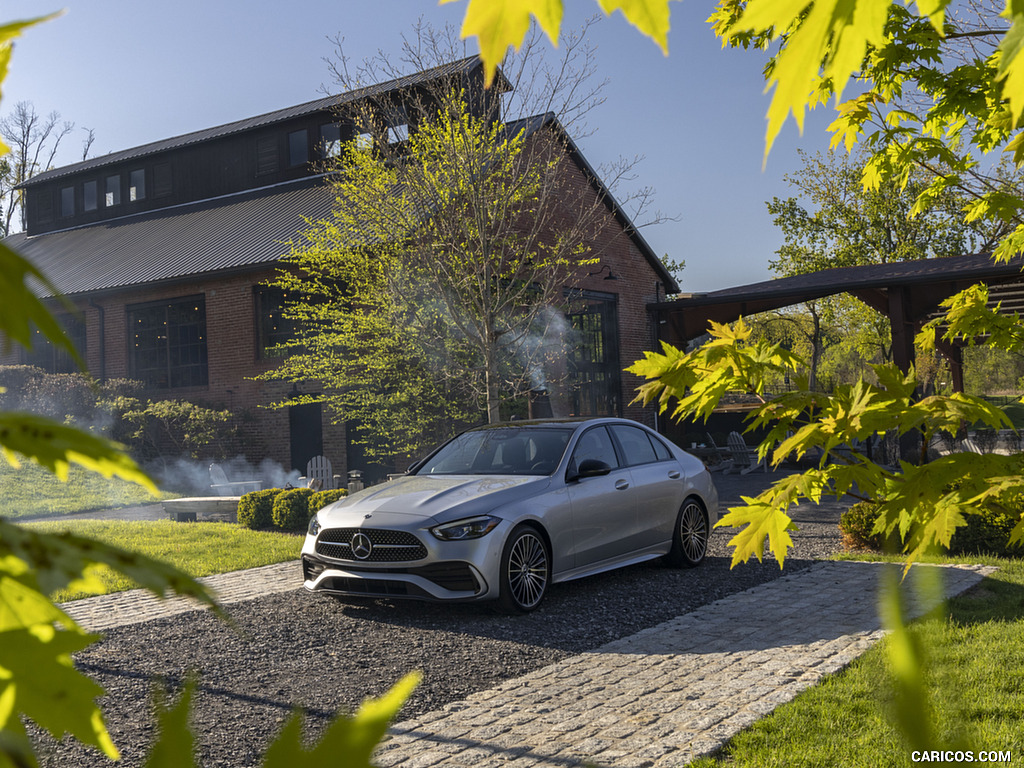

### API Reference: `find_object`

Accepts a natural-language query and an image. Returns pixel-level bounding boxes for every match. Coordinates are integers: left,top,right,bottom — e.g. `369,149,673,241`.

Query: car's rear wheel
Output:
666,498,708,568
498,525,549,613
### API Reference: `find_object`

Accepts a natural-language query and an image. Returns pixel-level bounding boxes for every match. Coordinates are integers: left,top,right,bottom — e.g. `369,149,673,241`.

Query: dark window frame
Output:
105,174,121,207
127,295,208,389
83,180,98,212
22,313,86,374
60,186,75,218
287,129,308,167
254,286,298,359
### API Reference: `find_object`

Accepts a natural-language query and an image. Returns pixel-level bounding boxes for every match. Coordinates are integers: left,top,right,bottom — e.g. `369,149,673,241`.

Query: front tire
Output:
666,498,708,568
498,525,550,613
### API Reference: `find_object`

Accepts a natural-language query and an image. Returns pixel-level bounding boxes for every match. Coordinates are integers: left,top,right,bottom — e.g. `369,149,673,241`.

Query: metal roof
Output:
7,177,335,297
23,56,499,188
651,252,1024,343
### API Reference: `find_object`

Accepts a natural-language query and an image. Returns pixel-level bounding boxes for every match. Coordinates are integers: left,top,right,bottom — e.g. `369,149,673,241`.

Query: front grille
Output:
315,528,427,562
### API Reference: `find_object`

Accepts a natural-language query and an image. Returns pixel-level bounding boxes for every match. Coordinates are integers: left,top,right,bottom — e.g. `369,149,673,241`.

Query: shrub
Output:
237,489,282,530
839,502,897,551
272,488,316,531
840,498,1024,557
309,488,348,515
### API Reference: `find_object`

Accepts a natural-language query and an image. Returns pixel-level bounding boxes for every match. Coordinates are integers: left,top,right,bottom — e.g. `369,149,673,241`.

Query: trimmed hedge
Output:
238,486,351,531
272,488,317,532
237,489,281,530
309,488,347,515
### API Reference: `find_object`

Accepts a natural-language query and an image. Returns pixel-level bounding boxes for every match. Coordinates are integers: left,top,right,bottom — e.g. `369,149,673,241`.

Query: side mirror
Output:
575,458,613,480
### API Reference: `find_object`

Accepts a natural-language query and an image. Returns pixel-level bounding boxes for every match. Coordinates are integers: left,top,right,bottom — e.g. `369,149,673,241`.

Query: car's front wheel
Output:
498,525,550,613
666,497,709,568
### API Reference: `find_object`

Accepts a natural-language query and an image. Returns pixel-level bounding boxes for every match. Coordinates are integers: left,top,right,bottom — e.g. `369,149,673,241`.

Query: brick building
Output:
4,58,678,483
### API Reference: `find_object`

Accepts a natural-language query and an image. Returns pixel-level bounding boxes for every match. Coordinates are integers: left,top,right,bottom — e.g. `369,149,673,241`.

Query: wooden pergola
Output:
649,253,1024,392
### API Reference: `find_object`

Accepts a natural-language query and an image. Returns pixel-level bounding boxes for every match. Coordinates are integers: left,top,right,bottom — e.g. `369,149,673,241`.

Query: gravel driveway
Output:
34,470,850,768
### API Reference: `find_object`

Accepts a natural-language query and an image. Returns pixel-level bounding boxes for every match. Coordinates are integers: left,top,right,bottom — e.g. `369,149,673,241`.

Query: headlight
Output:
430,515,501,541
308,514,321,537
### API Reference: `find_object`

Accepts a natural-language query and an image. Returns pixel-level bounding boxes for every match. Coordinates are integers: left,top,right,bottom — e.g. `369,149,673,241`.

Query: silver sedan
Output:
301,417,719,612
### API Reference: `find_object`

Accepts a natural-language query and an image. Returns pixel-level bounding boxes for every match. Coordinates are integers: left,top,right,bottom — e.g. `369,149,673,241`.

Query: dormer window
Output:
287,130,308,167
105,175,121,207
320,123,342,158
388,124,409,144
83,180,98,212
129,169,146,201
60,186,74,218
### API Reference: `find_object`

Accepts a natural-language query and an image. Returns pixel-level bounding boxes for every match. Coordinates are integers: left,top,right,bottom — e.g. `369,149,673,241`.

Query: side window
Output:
649,433,672,461
570,427,619,472
610,424,658,466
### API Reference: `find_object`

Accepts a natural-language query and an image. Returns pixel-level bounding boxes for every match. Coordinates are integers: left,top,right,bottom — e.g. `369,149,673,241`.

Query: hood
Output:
316,474,548,527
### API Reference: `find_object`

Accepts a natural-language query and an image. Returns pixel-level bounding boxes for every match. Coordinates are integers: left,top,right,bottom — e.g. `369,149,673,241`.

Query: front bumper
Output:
302,554,488,601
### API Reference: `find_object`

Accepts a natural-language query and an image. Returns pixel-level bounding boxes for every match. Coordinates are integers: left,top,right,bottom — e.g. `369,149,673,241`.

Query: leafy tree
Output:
763,148,1001,389
266,25,657,459
0,15,416,768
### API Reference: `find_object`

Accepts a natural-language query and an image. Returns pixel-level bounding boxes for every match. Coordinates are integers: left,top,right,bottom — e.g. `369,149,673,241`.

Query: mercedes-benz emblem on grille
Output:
350,532,373,560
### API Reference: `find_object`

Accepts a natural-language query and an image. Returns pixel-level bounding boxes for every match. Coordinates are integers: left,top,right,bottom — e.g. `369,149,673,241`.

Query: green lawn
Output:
692,556,1024,767
1,457,175,519
26,519,302,602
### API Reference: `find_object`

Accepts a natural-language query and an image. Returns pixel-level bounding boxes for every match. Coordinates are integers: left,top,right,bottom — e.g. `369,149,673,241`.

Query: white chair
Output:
306,455,335,490
209,463,262,496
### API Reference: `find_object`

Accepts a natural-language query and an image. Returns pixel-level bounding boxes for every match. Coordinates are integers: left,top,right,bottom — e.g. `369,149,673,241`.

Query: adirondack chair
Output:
725,431,767,474
209,463,262,496
306,455,336,490
703,432,733,473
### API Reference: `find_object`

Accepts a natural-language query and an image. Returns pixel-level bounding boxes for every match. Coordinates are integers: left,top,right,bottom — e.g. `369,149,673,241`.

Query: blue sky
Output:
2,0,836,292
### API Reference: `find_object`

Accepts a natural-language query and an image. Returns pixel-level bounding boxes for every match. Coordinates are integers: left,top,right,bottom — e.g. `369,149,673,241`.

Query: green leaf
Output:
0,520,220,609
716,496,797,569
0,625,118,760
598,0,674,53
261,671,421,767
0,412,156,493
144,678,196,768
444,0,563,85
0,243,81,370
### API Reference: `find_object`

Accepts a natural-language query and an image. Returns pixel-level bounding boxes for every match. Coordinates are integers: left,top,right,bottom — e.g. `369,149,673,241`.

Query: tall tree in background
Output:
266,23,663,460
763,149,1006,389
0,101,78,235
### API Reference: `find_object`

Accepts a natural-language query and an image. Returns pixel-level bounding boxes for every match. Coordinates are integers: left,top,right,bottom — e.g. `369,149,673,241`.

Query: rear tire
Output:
498,525,550,613
666,498,708,568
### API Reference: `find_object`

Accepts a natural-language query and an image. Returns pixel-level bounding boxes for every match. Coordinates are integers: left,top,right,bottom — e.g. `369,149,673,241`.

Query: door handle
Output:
668,470,681,479
614,479,630,490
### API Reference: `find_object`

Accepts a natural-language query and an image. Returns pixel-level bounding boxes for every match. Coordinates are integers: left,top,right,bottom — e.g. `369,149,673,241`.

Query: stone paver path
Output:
60,561,300,631
374,561,994,768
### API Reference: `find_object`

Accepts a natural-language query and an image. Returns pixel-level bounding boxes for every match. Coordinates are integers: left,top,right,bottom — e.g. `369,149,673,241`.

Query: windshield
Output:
416,428,573,476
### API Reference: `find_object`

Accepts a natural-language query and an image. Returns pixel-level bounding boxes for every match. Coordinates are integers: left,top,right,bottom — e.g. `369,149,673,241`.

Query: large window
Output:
23,314,86,374
566,292,621,417
255,286,297,359
128,296,208,388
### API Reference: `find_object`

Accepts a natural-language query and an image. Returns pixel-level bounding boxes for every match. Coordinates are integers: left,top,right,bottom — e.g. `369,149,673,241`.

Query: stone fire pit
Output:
162,497,240,523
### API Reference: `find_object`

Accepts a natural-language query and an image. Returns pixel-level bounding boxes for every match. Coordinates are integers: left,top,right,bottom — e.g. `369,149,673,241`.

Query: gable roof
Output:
507,113,678,293
8,177,334,297
22,56,504,189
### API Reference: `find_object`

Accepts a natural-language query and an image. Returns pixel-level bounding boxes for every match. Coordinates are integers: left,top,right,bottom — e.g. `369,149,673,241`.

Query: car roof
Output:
468,417,638,431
